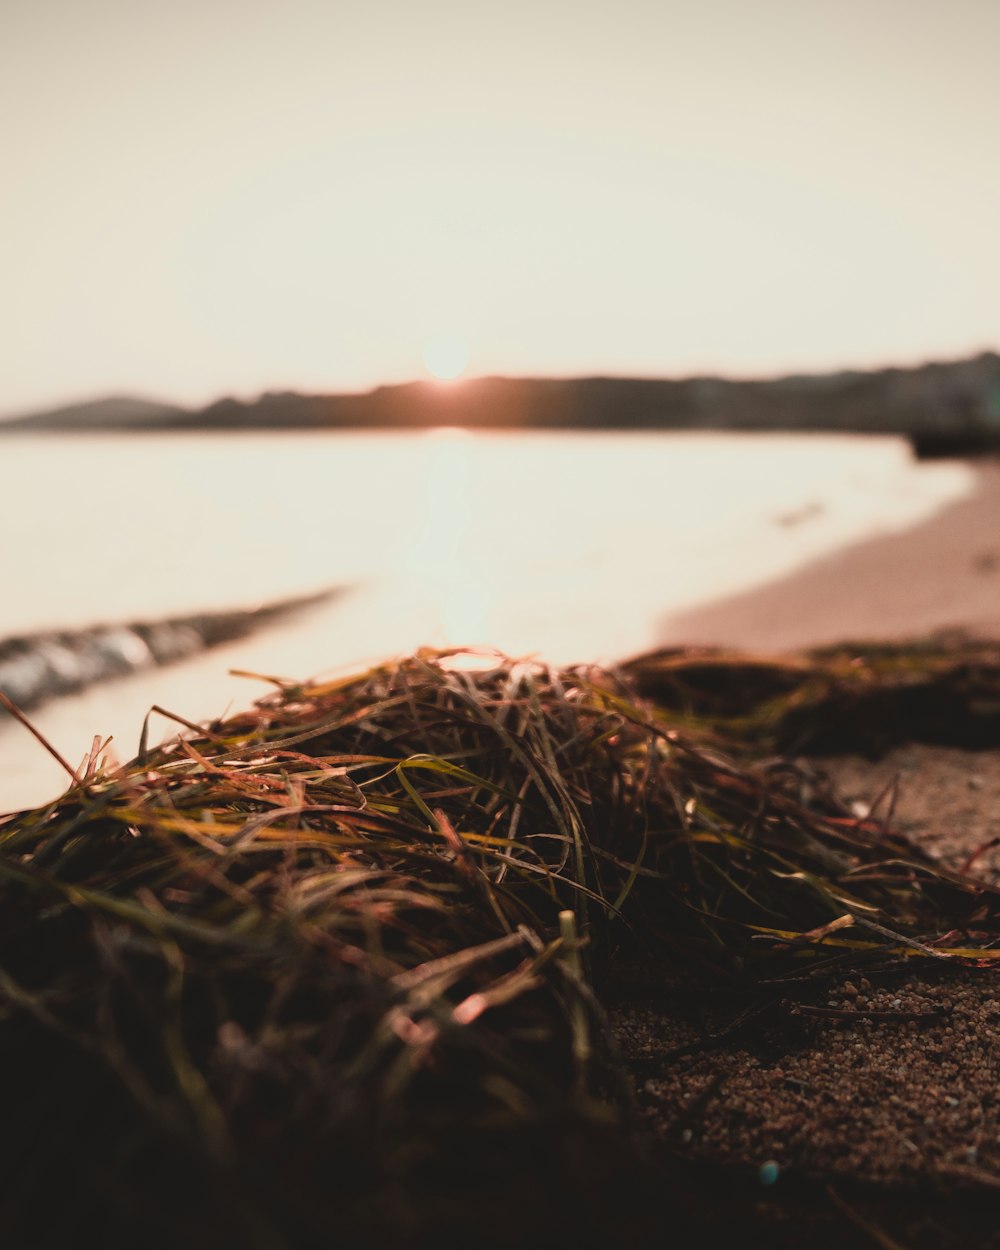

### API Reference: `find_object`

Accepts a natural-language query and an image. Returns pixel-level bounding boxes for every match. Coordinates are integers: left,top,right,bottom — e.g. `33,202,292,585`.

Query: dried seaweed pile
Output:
1,649,998,1248
626,636,1000,755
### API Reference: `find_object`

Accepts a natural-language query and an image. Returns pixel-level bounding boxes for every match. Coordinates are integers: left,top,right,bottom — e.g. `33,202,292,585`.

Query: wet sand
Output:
658,462,1000,652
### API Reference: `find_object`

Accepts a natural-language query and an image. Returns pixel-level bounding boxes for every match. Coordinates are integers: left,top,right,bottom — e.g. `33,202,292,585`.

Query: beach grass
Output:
1,645,998,1246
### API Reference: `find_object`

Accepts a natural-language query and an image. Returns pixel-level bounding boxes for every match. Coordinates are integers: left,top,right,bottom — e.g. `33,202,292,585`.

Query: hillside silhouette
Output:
7,351,1000,452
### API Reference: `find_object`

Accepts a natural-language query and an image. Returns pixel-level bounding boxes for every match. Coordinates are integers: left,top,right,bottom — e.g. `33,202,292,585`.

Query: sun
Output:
421,333,470,381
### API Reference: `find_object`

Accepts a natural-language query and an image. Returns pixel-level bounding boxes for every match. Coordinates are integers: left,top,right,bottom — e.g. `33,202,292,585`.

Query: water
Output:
0,428,972,808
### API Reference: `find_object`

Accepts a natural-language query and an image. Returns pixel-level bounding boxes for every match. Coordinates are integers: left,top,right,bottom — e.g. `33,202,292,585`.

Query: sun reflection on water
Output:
403,426,494,647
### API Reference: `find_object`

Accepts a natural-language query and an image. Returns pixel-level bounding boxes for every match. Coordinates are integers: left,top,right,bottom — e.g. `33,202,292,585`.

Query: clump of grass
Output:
625,636,1000,755
1,647,997,1247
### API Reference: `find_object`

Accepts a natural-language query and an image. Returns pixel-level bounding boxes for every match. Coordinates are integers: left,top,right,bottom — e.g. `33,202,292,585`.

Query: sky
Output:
3,0,999,414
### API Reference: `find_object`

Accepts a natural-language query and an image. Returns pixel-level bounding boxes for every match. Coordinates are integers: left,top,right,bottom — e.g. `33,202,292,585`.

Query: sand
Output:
659,461,1000,652
626,477,1000,1246
611,745,1000,1172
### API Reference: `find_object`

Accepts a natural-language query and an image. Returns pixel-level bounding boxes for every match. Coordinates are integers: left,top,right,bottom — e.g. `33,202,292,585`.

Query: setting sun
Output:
422,334,470,381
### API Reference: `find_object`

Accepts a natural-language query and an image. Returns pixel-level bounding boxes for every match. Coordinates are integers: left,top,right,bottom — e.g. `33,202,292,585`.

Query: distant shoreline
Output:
4,349,1000,451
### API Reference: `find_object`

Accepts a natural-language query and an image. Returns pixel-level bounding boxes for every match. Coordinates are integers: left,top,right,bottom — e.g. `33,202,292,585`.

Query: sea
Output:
0,428,973,810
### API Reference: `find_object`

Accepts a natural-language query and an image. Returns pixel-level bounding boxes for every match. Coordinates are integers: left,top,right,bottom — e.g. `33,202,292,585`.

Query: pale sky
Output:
3,0,999,414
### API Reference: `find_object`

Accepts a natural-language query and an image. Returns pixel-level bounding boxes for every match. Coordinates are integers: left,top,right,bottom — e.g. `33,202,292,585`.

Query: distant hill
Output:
2,395,188,430
6,353,1000,451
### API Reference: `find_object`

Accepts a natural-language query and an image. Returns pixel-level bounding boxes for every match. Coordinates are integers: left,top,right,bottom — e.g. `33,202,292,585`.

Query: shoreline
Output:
0,440,985,813
657,461,1000,652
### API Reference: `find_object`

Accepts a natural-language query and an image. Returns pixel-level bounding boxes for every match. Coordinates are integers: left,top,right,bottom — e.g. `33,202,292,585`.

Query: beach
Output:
8,0,1000,1239
613,735,1000,1249
4,625,1000,1249
0,429,973,812
624,460,1000,1247
658,461,1000,652
3,449,1000,1248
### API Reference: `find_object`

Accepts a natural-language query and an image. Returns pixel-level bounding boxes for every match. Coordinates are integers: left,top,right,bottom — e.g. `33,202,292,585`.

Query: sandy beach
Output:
632,462,1000,1247
658,461,1000,652
4,476,1000,1247
612,737,1000,1249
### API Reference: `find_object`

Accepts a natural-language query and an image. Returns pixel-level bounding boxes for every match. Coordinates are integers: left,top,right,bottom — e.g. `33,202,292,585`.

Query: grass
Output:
1,644,998,1247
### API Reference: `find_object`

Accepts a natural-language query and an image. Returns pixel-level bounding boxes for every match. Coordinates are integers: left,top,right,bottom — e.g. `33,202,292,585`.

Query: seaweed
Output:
1,647,997,1247
625,636,1000,755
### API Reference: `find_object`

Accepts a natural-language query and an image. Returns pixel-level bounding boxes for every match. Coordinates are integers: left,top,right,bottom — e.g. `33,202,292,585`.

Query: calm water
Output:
0,429,971,808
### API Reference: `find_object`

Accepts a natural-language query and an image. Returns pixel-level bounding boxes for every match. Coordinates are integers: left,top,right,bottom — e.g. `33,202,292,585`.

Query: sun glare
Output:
422,334,470,381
